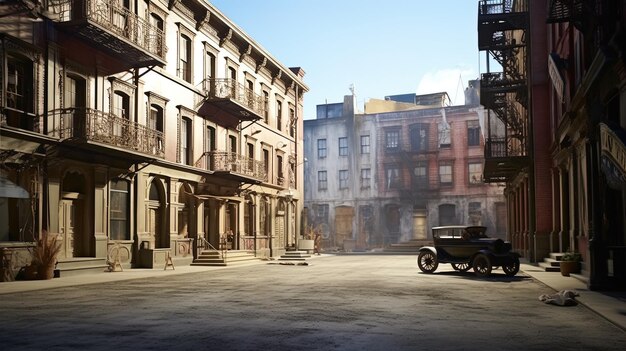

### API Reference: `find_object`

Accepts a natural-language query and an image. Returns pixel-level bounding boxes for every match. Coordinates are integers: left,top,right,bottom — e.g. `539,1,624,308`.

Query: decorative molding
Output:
272,70,282,85
168,0,179,10
196,10,210,31
219,28,233,47
239,44,251,63
286,80,295,95
108,77,136,97
256,57,267,73
145,91,169,107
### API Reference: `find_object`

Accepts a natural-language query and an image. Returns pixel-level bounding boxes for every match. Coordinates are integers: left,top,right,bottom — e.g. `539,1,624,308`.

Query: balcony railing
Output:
200,78,266,118
195,151,268,182
50,0,166,64
485,137,525,158
50,108,164,158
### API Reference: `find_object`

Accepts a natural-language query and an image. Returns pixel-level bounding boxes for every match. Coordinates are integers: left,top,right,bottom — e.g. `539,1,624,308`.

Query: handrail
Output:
198,235,226,263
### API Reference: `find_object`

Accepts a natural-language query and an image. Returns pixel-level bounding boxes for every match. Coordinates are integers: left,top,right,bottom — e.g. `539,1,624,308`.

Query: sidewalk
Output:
1,256,625,332
521,262,626,331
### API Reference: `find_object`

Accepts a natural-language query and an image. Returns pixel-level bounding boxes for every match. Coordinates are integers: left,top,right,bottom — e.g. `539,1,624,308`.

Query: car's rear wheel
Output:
451,262,470,272
472,253,492,277
502,257,520,276
417,251,438,273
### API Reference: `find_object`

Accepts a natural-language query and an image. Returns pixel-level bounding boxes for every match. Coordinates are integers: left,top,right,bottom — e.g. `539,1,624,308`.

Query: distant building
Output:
304,86,505,251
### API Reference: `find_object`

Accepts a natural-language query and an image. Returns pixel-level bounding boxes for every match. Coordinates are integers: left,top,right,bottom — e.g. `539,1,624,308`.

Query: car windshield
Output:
433,226,487,239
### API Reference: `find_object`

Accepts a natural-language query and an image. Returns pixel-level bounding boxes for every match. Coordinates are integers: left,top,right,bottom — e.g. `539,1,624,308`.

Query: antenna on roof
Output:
453,73,465,106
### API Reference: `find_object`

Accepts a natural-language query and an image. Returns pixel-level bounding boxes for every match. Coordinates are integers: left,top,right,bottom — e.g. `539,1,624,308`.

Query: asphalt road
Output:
1,255,625,351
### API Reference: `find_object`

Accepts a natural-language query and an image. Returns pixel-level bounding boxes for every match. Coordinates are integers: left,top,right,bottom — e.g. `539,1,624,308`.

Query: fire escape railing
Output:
200,78,266,117
50,108,164,158
50,0,166,61
195,151,268,182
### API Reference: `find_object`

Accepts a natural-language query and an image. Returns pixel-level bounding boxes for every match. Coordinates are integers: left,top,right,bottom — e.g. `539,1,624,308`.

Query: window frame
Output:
339,169,349,189
318,170,328,191
467,120,481,147
317,138,327,158
385,129,401,152
338,137,348,156
439,162,453,186
360,135,370,154
360,168,371,189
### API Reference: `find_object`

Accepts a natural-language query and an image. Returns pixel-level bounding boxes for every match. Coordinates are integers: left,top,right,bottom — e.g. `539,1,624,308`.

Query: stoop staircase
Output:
191,250,259,266
278,250,311,262
538,252,565,272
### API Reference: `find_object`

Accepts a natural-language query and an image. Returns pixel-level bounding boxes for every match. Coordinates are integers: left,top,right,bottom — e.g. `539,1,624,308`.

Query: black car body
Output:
417,225,520,277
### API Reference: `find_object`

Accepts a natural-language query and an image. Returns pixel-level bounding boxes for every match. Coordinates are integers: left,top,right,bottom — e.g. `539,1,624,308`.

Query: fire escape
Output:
478,0,529,182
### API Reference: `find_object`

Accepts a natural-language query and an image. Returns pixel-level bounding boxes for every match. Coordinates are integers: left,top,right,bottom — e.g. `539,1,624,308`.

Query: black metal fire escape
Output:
478,0,529,182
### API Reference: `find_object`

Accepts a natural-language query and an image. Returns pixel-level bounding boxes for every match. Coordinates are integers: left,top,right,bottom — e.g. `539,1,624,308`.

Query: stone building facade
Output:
304,90,505,251
0,0,307,280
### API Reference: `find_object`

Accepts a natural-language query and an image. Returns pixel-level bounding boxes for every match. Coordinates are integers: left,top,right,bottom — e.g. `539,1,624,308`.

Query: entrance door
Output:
335,206,354,248
60,199,82,258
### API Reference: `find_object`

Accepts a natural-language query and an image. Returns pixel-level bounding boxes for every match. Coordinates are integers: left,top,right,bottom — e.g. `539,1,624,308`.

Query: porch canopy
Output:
0,176,29,198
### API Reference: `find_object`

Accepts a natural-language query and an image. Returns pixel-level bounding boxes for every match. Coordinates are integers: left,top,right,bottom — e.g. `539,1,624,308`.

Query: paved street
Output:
1,255,626,351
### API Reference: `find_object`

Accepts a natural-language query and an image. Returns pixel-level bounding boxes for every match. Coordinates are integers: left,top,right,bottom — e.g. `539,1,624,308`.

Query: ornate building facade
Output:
0,0,307,279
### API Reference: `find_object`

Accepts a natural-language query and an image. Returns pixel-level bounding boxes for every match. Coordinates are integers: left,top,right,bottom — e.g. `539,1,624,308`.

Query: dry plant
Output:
32,230,61,267
304,224,322,240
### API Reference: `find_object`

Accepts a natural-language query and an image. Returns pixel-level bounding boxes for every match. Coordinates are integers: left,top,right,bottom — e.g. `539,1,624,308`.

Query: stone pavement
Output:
1,255,625,332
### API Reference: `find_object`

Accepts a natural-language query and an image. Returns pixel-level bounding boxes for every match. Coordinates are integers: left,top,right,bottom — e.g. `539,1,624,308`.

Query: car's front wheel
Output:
502,257,520,276
472,253,492,277
451,262,470,272
417,251,438,273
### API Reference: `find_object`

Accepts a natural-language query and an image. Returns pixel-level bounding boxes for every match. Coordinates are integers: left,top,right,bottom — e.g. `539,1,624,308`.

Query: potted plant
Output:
31,230,61,280
560,251,582,277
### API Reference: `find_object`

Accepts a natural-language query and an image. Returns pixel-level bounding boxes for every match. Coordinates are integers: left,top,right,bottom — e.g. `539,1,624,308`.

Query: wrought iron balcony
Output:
483,136,528,182
49,0,166,67
547,0,584,25
50,108,164,158
197,78,264,129
195,151,268,183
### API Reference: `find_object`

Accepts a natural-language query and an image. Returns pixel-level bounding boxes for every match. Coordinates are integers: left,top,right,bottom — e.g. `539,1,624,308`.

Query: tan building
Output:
0,0,307,280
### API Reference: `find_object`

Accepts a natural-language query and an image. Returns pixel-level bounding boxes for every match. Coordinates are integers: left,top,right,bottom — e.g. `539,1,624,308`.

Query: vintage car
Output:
417,225,520,277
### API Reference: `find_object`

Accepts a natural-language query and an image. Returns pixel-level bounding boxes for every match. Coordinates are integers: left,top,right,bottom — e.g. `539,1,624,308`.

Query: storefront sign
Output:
600,123,626,176
548,53,565,103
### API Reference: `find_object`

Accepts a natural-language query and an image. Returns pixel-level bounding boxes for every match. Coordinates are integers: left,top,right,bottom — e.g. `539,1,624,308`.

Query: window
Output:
318,171,328,190
263,91,270,123
180,118,192,165
413,162,427,188
276,100,283,130
110,179,130,241
6,55,33,114
439,163,453,186
411,124,429,151
316,204,329,223
206,126,215,151
317,139,327,158
438,123,451,148
360,168,371,188
439,204,456,226
263,149,270,176
469,202,482,226
360,135,370,154
385,129,400,151
468,120,480,146
339,137,348,156
289,107,296,138
469,162,483,184
229,135,237,153
113,92,130,137
246,79,254,109
339,170,349,189
386,166,401,189
179,34,192,82
205,51,216,88
277,155,284,180
149,105,164,152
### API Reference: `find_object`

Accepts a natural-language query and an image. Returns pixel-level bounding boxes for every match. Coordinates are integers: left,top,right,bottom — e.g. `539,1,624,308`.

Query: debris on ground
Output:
539,290,580,306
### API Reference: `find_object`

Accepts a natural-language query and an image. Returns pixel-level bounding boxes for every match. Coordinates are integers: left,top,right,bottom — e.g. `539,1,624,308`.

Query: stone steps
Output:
55,258,110,277
538,252,568,272
278,250,311,261
191,250,259,266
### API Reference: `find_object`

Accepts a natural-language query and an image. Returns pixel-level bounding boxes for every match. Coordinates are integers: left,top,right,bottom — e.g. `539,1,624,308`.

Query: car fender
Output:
418,246,437,255
471,249,495,261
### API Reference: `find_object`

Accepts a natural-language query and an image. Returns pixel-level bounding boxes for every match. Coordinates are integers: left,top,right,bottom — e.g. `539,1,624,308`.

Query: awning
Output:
194,194,242,202
0,176,30,198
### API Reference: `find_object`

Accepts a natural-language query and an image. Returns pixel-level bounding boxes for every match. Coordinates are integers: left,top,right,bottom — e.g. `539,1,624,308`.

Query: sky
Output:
209,0,482,119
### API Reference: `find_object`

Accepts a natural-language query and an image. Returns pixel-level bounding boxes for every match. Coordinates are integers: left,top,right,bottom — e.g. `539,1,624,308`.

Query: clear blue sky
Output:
209,0,482,119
